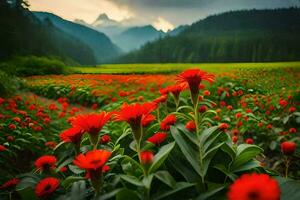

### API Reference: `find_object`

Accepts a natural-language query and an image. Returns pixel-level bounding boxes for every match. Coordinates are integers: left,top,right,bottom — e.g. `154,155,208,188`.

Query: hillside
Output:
116,8,300,63
114,25,165,52
34,12,122,63
0,1,96,64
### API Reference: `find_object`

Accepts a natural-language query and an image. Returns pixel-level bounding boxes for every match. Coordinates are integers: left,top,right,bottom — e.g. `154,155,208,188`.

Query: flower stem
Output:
284,156,290,178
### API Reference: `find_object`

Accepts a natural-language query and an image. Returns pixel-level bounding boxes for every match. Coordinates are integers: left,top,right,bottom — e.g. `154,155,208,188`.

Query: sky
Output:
28,0,300,32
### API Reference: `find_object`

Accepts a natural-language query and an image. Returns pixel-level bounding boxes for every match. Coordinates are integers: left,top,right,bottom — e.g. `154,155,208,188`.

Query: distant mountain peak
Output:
93,13,118,27
97,13,110,21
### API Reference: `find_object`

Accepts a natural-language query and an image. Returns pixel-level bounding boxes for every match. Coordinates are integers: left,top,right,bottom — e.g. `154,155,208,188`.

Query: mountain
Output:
116,8,300,63
167,25,188,36
0,2,96,64
91,13,128,38
34,12,122,63
74,19,91,28
89,13,183,52
114,25,166,52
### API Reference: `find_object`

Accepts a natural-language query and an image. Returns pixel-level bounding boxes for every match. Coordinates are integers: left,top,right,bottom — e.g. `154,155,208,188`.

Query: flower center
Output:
90,159,101,165
248,191,260,200
44,184,52,191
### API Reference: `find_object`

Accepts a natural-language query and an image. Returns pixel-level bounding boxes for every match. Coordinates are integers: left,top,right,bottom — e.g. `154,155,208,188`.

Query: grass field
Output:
70,62,300,74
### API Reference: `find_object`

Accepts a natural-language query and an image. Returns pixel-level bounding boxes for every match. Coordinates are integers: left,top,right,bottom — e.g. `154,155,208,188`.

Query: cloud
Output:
29,0,300,28
152,17,174,32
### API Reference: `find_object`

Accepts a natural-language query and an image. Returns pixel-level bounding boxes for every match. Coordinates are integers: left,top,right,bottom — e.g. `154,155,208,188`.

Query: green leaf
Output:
155,171,176,188
116,189,140,200
120,175,143,187
177,124,198,145
232,160,261,173
276,177,300,200
213,165,237,181
154,182,195,200
56,157,74,172
68,165,85,174
199,126,219,147
142,174,154,190
18,187,38,200
61,176,85,189
148,142,175,173
97,189,124,200
170,125,201,176
231,144,263,170
70,180,86,200
168,148,201,183
196,185,225,200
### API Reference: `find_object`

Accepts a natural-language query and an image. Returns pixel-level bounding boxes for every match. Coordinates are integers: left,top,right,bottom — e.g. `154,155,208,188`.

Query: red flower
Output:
35,177,60,198
185,120,196,132
0,178,20,190
0,97,5,105
60,127,84,144
142,114,156,127
279,99,288,107
168,84,186,98
289,128,297,133
72,112,111,135
203,90,210,96
100,134,111,144
73,149,111,171
8,124,16,130
147,132,167,145
160,114,177,131
35,155,57,171
140,151,154,165
245,108,252,113
220,101,226,107
91,103,98,110
289,107,296,113
153,95,167,104
45,141,57,149
266,124,273,129
13,117,21,123
0,145,7,152
227,173,280,200
227,105,233,110
232,129,239,136
281,142,296,155
60,166,68,173
48,103,58,111
7,136,14,142
232,136,238,143
177,69,215,90
102,165,110,173
245,138,254,144
114,102,156,127
198,105,207,113
177,69,215,105
218,123,229,130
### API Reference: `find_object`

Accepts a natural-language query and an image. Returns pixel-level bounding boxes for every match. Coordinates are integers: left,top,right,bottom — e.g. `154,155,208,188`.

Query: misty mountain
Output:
91,13,128,38
34,12,122,63
114,25,166,52
88,13,185,52
0,2,97,64
167,25,188,36
116,8,300,63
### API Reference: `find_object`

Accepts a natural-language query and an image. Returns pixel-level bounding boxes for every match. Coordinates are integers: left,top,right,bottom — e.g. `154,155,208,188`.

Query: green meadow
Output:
71,62,300,74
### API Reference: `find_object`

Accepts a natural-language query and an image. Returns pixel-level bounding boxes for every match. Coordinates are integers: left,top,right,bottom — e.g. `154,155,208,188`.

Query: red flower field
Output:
0,67,299,200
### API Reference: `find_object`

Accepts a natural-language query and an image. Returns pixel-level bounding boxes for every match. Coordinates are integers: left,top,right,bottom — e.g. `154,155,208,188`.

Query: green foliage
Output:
0,56,67,76
0,70,20,97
